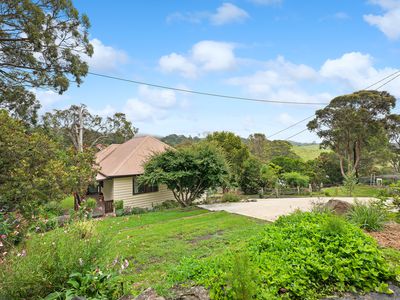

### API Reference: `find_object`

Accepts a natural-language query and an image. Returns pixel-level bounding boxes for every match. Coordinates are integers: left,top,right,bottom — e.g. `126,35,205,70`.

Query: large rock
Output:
173,286,210,300
324,199,352,215
134,288,165,300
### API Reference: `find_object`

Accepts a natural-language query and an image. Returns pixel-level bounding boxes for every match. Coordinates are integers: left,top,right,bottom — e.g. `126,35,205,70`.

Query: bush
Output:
41,201,64,217
45,269,124,300
152,200,179,211
114,200,124,210
0,221,104,299
347,201,388,231
171,212,394,299
221,193,241,203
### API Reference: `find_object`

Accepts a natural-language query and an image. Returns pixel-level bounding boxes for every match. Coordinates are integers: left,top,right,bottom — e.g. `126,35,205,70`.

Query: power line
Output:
88,72,328,106
282,70,400,141
266,115,314,139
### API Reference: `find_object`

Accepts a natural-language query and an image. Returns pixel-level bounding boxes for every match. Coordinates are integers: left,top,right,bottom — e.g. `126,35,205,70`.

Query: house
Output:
95,136,175,213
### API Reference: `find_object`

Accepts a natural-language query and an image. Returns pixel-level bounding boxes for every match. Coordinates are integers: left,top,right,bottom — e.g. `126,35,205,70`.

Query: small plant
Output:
343,171,357,196
45,269,124,300
221,193,241,203
347,201,388,231
114,200,124,216
226,252,257,300
153,200,179,211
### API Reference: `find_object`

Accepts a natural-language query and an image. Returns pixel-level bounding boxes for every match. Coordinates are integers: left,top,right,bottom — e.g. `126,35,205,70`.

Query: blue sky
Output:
36,0,400,142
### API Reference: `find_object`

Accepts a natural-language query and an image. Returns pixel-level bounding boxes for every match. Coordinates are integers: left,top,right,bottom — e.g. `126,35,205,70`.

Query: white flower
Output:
79,258,84,266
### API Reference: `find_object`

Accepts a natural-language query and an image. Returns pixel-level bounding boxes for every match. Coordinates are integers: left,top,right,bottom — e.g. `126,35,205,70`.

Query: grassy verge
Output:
1,208,265,298
319,185,385,197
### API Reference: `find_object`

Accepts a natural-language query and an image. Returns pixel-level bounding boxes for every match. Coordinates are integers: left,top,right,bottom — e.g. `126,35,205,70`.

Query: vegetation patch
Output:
170,212,395,299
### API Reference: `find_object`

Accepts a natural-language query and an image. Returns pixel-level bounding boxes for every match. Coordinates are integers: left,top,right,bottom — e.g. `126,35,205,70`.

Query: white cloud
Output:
123,86,178,122
159,53,197,78
248,0,282,5
159,40,237,78
228,52,400,105
210,3,249,25
167,3,249,26
227,55,323,103
33,89,68,112
83,38,129,71
192,41,236,71
88,105,116,117
364,0,400,40
319,52,399,94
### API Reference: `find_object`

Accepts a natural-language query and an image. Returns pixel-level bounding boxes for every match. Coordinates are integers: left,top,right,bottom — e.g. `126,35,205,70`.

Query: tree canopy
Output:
42,104,138,152
0,0,93,123
307,90,396,177
140,143,229,207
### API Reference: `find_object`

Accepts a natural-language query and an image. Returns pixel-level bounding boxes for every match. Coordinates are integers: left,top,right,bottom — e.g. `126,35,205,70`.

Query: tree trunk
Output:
78,105,84,152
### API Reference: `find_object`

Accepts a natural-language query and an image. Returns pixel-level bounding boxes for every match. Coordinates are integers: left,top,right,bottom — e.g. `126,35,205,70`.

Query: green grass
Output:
96,208,265,294
60,196,74,211
292,144,328,161
80,208,266,295
320,185,384,197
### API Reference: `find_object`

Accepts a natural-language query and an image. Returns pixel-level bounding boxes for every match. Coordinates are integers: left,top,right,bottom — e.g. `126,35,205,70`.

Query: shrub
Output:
114,200,124,210
347,201,388,231
45,269,124,300
221,193,241,203
171,212,394,299
0,221,104,299
41,201,64,217
0,211,28,253
153,200,179,211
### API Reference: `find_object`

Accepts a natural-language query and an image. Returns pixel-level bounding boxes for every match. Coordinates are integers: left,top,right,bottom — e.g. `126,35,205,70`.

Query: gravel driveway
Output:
198,197,376,222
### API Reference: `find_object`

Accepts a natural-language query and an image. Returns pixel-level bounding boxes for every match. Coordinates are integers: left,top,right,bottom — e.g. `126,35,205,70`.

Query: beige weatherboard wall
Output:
96,136,175,209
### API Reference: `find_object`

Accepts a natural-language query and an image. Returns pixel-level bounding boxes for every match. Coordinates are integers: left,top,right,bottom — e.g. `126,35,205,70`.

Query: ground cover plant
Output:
0,208,265,299
170,212,396,299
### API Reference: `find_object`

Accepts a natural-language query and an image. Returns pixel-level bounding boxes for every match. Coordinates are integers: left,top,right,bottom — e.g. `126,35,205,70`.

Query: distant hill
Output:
161,134,201,147
292,144,329,161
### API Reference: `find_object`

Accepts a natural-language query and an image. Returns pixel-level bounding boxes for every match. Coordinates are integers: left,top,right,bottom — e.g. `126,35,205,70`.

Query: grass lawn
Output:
319,184,385,197
292,144,328,161
94,208,265,295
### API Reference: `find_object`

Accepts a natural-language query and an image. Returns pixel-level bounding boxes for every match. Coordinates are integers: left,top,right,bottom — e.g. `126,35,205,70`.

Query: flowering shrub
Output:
0,211,28,256
0,221,104,299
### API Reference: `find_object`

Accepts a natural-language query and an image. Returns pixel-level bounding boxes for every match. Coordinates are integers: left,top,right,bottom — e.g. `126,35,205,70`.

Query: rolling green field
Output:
292,144,328,161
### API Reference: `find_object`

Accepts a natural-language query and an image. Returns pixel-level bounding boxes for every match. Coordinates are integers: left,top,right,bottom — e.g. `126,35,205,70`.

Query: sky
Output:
35,0,400,142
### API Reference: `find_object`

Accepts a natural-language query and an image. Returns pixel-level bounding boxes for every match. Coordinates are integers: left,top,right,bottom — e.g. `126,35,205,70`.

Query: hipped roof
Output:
95,136,171,180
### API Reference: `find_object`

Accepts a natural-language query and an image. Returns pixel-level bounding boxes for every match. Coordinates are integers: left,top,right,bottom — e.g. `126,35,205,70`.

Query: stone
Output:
173,286,210,300
324,199,352,215
134,288,165,300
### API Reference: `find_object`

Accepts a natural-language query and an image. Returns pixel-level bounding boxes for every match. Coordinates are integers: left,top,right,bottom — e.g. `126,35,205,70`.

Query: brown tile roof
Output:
95,136,171,179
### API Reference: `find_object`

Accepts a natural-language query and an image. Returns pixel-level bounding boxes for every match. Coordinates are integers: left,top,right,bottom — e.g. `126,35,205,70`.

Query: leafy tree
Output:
239,156,262,194
0,0,93,123
0,110,68,214
206,131,250,185
260,163,281,197
311,152,344,185
386,114,400,173
308,90,396,177
42,104,137,152
265,140,299,161
270,156,305,174
282,172,310,188
140,143,229,207
247,133,268,162
63,147,98,210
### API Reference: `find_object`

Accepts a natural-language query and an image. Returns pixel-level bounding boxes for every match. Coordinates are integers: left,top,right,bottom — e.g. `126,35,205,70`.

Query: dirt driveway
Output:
198,197,376,222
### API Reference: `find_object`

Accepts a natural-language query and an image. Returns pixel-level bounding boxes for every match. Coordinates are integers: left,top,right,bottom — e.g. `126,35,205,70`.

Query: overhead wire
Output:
281,70,400,141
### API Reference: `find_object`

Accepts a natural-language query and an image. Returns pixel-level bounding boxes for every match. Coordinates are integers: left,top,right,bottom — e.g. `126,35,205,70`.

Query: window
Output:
132,176,158,195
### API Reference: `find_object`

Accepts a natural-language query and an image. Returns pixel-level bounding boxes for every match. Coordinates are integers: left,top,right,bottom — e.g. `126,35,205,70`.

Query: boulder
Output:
324,199,352,215
173,286,210,300
134,288,165,300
